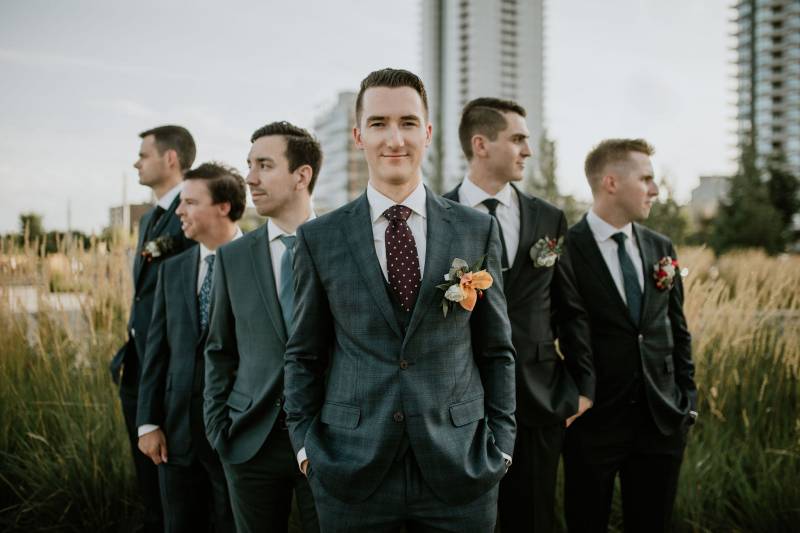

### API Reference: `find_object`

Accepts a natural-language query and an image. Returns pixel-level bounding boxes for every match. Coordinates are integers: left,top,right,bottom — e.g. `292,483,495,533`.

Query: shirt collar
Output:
461,175,513,208
587,208,633,243
157,182,183,211
367,180,427,224
267,209,316,242
200,226,243,261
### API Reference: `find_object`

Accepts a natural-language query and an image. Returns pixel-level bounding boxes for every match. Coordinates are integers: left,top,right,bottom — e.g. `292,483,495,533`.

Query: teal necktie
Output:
278,235,296,333
199,254,215,331
611,232,641,325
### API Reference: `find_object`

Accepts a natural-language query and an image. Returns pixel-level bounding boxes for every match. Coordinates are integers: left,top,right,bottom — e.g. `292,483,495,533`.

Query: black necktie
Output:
147,206,166,239
481,199,509,270
611,232,642,325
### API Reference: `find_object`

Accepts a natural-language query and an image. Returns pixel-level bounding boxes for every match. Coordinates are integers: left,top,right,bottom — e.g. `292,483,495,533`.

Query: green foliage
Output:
19,213,45,243
647,178,689,244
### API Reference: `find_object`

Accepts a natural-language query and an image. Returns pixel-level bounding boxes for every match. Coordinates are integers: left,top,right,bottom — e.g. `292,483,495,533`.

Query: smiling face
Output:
353,86,432,188
611,151,659,223
483,112,532,183
175,179,229,242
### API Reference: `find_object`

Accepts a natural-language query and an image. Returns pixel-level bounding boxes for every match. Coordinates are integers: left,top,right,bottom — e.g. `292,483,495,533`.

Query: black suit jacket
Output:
111,197,193,389
566,215,696,436
444,184,593,426
136,245,205,465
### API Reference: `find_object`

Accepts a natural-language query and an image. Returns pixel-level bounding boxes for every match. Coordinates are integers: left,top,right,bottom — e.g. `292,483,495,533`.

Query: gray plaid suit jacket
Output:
284,187,516,505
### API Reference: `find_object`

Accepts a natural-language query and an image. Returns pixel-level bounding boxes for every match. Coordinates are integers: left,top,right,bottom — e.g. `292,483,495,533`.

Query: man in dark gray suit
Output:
111,125,196,533
563,139,696,532
444,97,593,533
204,122,321,533
137,162,245,532
284,68,516,532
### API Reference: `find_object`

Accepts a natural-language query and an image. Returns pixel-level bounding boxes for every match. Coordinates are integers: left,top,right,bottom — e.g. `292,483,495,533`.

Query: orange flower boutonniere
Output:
436,257,494,317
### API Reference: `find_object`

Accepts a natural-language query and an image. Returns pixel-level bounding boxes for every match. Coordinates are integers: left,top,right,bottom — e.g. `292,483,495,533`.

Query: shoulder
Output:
515,187,564,220
217,226,261,260
298,197,360,239
162,244,196,271
635,223,674,250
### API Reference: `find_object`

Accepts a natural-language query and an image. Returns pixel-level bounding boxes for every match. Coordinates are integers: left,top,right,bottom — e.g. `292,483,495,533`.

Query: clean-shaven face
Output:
613,151,659,223
134,135,170,189
354,86,432,187
484,112,532,183
175,179,224,242
246,135,299,218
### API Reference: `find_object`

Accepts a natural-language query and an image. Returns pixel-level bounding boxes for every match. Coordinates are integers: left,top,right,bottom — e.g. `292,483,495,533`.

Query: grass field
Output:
1,238,798,532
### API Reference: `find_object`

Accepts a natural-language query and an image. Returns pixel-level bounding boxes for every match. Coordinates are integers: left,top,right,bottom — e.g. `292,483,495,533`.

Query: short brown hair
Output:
184,162,247,221
459,97,527,160
584,138,655,190
355,68,429,124
139,125,196,172
250,121,323,194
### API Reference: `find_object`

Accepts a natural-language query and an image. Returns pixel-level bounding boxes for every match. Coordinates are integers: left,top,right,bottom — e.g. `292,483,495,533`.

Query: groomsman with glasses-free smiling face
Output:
111,125,196,533
203,122,321,533
283,68,516,532
136,162,245,533
563,139,697,532
444,97,593,533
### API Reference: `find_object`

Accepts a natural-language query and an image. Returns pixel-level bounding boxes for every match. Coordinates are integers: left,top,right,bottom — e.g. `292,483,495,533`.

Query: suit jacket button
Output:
399,359,409,370
275,400,281,407
393,412,404,423
135,296,141,302
638,334,644,342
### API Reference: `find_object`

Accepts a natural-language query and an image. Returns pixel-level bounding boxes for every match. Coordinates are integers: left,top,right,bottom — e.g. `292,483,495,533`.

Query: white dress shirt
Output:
267,211,316,288
457,176,520,269
585,209,644,303
138,226,243,438
157,182,183,211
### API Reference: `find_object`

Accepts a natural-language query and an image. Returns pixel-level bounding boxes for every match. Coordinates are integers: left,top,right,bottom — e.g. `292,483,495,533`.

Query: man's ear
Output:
471,135,488,159
217,201,231,218
425,122,432,147
601,173,617,194
353,126,364,150
165,149,179,171
295,164,313,191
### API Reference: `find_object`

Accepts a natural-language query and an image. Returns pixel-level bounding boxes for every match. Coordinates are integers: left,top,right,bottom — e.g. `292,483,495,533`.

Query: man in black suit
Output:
136,162,245,532
443,97,593,532
204,122,321,533
563,139,697,532
111,125,196,533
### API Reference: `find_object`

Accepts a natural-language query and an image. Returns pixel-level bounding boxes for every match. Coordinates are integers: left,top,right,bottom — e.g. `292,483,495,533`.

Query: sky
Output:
0,0,734,234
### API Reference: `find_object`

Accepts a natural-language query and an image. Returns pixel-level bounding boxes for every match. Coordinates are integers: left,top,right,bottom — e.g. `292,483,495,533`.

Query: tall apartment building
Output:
422,0,545,192
312,91,369,214
733,0,800,175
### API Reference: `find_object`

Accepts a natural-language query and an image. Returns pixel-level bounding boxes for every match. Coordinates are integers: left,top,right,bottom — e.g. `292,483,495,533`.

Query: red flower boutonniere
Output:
436,256,494,317
530,236,563,268
141,235,179,263
653,256,680,291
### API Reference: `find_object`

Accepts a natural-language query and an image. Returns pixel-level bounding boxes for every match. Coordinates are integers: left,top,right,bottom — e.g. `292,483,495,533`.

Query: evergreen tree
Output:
765,152,799,244
647,178,688,244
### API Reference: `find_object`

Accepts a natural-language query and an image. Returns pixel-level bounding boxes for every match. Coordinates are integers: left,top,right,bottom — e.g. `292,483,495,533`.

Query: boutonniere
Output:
436,256,494,317
141,235,179,263
653,256,679,290
529,236,564,268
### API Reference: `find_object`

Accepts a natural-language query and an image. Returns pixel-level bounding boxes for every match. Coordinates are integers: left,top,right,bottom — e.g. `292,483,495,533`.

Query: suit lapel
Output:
150,195,180,238
249,225,288,344
133,196,181,288
343,194,404,340
180,246,201,341
633,224,657,326
403,189,453,345
504,185,539,292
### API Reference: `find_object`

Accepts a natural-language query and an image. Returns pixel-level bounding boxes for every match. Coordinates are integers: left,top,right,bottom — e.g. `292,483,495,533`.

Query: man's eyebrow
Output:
401,115,421,121
365,115,386,122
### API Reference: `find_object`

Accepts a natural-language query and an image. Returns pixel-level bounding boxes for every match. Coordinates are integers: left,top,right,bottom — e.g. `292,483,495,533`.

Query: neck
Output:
369,174,422,204
467,166,509,196
198,221,238,251
152,174,182,200
271,198,312,235
592,201,630,229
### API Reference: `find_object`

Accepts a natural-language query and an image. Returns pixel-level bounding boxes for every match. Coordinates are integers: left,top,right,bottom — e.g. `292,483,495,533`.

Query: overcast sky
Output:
0,0,733,234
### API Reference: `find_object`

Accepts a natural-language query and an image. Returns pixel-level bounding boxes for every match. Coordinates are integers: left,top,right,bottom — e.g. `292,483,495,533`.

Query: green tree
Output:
536,129,559,203
765,153,799,244
647,178,689,244
19,212,45,243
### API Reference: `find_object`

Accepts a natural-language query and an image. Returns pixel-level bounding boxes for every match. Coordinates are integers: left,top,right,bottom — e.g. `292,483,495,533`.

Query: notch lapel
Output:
504,185,540,292
343,195,404,340
403,190,453,345
249,225,288,344
132,209,153,281
180,246,201,341
633,224,657,327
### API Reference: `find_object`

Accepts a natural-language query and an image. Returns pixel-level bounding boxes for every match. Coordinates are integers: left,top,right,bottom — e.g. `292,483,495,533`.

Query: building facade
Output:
733,0,800,175
422,0,545,192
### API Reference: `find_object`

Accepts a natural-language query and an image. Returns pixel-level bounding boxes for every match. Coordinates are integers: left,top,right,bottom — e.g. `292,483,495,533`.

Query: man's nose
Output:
386,125,404,149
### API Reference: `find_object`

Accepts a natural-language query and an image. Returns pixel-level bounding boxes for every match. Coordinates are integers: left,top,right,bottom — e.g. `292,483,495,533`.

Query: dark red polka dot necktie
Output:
383,205,421,313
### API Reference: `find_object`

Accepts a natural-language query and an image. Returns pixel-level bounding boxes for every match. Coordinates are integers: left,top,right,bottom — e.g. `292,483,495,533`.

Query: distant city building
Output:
312,91,369,214
689,175,732,222
109,203,152,234
422,0,545,192
732,0,800,175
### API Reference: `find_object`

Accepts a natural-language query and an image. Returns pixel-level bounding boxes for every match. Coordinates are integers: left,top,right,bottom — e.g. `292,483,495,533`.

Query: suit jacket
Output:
444,184,593,427
136,245,207,466
111,197,193,388
283,188,516,506
566,215,696,436
203,224,289,465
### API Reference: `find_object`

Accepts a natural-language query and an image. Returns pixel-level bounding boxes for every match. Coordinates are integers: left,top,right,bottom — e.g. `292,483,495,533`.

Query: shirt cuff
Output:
500,451,512,466
137,424,159,437
297,447,307,470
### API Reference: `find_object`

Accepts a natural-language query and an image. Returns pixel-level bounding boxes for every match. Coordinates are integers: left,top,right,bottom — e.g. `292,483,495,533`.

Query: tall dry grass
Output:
0,237,798,531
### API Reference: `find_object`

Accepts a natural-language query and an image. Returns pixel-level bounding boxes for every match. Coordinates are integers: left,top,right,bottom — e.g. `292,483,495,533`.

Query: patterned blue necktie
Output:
199,254,215,332
611,232,642,325
278,235,296,334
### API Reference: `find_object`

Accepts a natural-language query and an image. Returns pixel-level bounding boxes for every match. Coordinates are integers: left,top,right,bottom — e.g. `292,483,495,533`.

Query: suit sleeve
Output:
668,243,696,412
552,212,596,401
283,225,334,455
471,217,516,456
203,247,239,451
136,263,170,427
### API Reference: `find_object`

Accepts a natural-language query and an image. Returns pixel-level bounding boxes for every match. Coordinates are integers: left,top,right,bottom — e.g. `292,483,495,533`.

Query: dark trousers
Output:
562,404,687,533
222,427,319,533
158,399,235,533
498,423,564,533
309,449,499,533
120,386,163,533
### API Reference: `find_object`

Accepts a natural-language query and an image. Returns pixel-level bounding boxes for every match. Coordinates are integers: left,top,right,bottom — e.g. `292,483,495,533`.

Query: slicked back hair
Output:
139,125,196,172
355,68,429,125
250,121,323,194
183,162,247,221
584,138,655,191
459,97,527,160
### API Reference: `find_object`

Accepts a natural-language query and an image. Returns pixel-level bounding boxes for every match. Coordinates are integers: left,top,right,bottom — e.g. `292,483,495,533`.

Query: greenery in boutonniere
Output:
436,256,494,317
